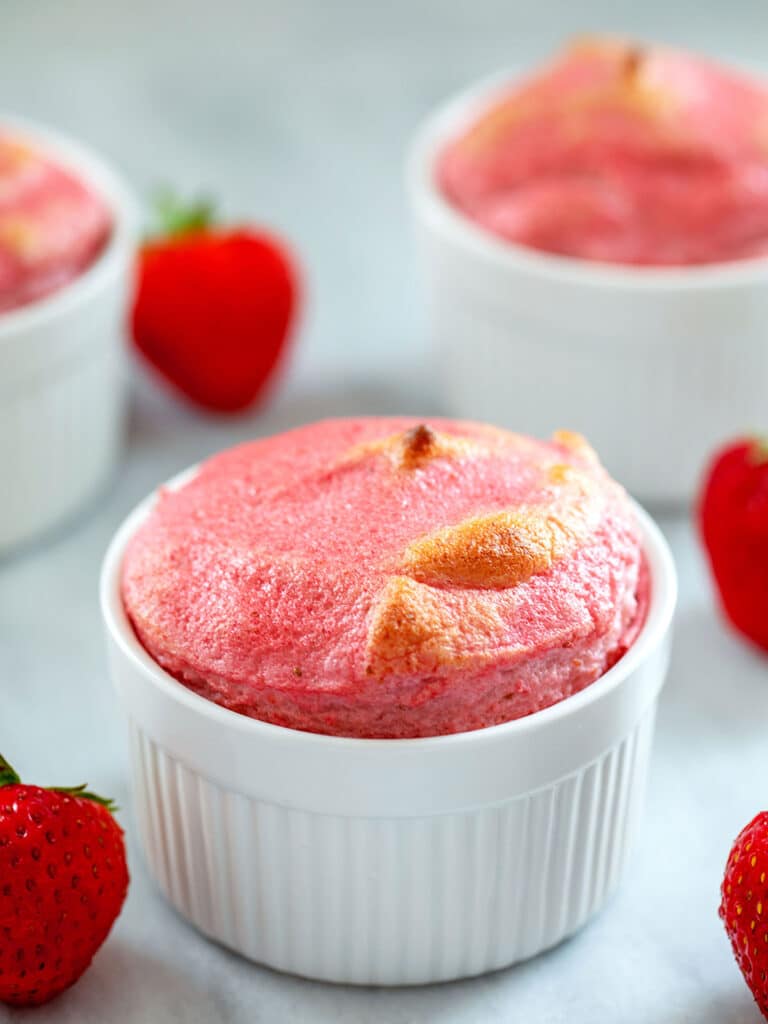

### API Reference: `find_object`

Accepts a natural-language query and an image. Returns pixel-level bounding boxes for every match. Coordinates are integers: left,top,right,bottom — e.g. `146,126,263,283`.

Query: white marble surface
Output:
2,1,768,1020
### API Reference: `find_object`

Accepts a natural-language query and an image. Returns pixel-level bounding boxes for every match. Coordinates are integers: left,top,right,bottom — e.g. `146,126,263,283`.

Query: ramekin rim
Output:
406,67,768,291
0,114,138,337
100,463,677,752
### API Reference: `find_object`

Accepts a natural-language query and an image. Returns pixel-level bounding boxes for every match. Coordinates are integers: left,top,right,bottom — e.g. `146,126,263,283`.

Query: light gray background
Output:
1,2,766,1021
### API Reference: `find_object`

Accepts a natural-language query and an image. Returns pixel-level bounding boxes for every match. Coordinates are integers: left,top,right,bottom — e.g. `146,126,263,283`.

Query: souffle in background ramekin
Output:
0,129,112,312
436,37,768,267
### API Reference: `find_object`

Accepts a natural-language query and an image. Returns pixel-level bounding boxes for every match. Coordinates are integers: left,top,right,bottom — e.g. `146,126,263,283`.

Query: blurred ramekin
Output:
100,467,676,985
407,73,768,506
0,116,136,555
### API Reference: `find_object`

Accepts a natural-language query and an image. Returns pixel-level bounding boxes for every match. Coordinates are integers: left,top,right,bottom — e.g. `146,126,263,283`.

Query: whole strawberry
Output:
0,754,129,1007
721,812,768,1018
132,193,299,413
699,438,768,653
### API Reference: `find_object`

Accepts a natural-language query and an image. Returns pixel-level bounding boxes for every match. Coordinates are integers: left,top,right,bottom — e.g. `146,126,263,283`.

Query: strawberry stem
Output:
750,437,768,464
52,785,118,814
0,753,117,811
0,754,20,787
150,187,215,239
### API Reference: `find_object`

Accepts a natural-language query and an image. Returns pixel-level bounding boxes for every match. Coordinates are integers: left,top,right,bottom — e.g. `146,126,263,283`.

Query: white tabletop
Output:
2,1,767,1020
1,380,765,1024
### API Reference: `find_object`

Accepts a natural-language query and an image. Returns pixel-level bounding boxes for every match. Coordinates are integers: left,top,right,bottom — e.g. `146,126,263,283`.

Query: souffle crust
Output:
121,418,648,738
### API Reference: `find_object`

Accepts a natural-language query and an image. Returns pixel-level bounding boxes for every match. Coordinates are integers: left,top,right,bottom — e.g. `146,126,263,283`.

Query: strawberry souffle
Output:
0,131,112,312
437,37,768,266
121,418,648,739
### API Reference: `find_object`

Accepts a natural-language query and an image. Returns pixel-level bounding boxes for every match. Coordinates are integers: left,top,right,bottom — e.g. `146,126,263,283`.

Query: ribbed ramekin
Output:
406,72,768,506
0,116,136,555
100,476,676,985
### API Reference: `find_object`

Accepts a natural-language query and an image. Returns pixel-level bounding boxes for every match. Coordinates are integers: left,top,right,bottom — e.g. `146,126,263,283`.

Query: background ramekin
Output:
0,116,136,555
407,73,768,507
101,469,676,986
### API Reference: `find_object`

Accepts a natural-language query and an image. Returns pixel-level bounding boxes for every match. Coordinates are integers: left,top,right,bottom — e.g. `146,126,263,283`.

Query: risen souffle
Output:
122,418,648,738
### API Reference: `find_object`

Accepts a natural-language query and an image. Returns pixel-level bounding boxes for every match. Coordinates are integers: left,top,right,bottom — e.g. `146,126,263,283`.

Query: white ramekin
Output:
407,73,768,506
100,469,676,986
0,116,136,555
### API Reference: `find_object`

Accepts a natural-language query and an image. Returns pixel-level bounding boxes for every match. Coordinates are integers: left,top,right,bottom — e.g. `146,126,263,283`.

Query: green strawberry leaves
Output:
0,753,118,813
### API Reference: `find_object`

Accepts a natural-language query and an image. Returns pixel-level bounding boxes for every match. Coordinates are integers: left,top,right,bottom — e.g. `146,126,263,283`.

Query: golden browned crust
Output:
343,424,489,471
0,216,38,258
398,438,600,592
457,39,676,155
402,503,590,590
567,33,637,61
2,140,34,168
547,462,574,484
357,426,611,676
621,44,645,84
400,424,438,467
551,430,599,463
365,576,508,676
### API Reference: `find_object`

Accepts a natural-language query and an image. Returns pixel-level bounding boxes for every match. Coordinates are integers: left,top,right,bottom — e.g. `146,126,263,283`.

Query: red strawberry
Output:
699,437,768,653
721,812,768,1018
0,754,129,1007
132,194,298,413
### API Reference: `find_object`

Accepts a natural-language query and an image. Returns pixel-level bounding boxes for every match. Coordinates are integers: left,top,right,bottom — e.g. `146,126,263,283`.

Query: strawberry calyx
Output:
51,785,119,813
0,754,20,787
149,188,215,240
0,753,118,812
749,436,768,464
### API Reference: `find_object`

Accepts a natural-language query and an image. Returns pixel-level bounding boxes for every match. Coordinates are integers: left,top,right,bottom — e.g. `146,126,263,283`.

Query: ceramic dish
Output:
407,72,768,506
0,116,136,555
101,466,676,985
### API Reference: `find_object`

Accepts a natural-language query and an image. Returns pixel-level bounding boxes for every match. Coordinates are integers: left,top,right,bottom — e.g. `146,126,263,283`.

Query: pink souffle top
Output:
122,418,648,738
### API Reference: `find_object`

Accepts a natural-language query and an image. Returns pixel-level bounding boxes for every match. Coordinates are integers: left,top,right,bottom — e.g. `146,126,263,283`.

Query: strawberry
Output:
699,437,768,653
0,753,129,1007
132,193,298,413
721,812,768,1018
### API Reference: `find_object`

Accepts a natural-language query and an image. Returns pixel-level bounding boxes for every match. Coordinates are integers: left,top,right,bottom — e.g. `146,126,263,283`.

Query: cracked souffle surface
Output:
121,418,648,738
437,37,768,266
